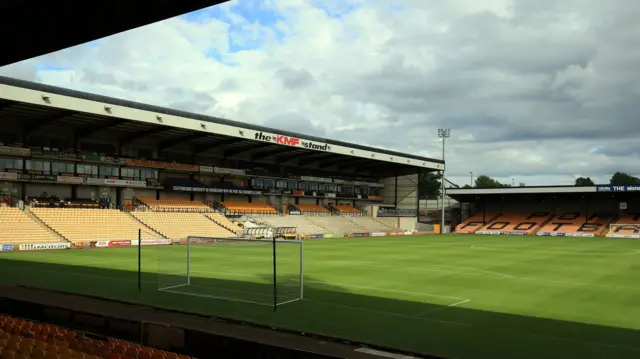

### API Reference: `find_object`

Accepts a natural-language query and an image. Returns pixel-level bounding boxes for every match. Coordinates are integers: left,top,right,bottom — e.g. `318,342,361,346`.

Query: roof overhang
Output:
447,185,640,202
1,0,228,66
0,76,444,178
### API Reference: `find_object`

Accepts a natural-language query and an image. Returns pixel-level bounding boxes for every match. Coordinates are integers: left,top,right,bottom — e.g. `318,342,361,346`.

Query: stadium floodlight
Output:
438,128,450,234
470,172,473,187
157,236,303,311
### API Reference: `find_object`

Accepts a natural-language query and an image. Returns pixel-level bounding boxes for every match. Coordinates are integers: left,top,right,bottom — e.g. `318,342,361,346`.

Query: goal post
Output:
157,236,303,310
607,223,640,238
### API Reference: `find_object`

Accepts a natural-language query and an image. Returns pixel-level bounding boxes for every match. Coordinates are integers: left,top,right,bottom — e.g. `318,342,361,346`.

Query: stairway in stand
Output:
25,206,69,243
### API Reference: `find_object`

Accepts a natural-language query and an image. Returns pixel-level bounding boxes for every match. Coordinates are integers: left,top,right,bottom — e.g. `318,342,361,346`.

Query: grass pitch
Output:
1,235,640,359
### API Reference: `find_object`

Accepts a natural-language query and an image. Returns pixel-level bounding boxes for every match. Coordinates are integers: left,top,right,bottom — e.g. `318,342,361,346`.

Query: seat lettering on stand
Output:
513,222,536,231
558,212,580,221
487,222,509,230
577,223,602,232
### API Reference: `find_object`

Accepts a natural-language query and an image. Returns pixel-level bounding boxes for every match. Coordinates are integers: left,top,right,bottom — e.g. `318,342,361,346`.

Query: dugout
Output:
447,185,640,230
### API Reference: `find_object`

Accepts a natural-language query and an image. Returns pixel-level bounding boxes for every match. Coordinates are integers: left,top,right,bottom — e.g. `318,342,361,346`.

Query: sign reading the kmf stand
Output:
19,242,71,251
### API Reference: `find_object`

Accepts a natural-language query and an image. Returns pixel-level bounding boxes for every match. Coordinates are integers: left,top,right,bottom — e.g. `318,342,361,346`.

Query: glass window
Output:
26,160,49,173
52,162,74,174
251,178,263,188
140,169,157,180
310,183,319,190
100,166,119,178
276,180,286,188
0,158,22,170
77,164,98,176
121,167,140,179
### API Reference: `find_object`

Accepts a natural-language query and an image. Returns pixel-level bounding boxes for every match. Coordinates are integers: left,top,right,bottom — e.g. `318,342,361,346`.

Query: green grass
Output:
1,235,640,359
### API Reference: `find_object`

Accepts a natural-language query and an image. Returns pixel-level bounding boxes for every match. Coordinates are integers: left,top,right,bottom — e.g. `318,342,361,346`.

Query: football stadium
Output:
2,76,640,359
2,4,640,359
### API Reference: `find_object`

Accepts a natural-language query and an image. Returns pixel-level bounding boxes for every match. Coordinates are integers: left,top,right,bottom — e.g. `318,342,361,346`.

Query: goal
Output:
157,236,303,310
607,224,640,238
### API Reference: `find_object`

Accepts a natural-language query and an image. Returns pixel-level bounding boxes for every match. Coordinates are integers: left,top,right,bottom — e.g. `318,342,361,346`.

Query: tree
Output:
462,184,472,189
610,172,640,186
474,175,507,188
575,177,595,186
419,172,442,198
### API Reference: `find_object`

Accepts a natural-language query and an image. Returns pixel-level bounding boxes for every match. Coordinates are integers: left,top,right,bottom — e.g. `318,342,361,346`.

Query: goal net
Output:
607,224,640,238
156,236,303,309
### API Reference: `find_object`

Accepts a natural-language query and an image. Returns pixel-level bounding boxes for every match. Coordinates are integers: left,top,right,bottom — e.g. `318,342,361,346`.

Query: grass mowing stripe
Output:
2,234,640,359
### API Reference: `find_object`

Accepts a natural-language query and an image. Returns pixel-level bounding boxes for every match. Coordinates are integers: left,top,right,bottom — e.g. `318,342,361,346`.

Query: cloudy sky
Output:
1,0,640,186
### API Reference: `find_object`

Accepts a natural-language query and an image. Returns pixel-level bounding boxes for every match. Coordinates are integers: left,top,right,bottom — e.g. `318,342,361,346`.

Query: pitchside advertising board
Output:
91,239,171,247
0,244,14,252
19,243,71,251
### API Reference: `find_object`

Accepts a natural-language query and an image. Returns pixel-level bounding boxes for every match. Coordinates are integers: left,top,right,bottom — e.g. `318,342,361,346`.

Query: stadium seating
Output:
291,204,329,214
220,201,277,215
205,213,242,234
536,212,610,237
331,205,360,215
476,212,552,235
305,216,365,233
0,315,191,359
0,207,64,244
255,215,328,234
455,212,502,234
30,208,157,243
137,198,212,212
132,212,235,239
345,216,401,232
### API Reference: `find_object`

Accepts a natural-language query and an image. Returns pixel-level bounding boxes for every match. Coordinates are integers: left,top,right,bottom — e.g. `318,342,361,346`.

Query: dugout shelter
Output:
447,185,640,238
0,76,443,227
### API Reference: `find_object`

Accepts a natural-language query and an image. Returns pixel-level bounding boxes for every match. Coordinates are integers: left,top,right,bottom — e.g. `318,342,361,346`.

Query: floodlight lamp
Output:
438,128,451,138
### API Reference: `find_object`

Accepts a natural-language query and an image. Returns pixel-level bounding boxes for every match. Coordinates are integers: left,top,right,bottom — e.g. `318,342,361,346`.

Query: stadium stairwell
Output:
205,212,241,235
126,212,164,238
370,216,400,230
25,207,69,243
341,215,370,231
303,216,332,233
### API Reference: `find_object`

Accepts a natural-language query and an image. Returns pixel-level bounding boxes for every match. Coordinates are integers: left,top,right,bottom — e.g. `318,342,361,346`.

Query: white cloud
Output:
1,0,640,186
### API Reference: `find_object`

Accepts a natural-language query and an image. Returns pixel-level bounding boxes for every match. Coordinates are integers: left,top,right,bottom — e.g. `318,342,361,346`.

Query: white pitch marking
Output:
158,283,188,291
415,299,471,317
305,280,468,301
308,299,472,327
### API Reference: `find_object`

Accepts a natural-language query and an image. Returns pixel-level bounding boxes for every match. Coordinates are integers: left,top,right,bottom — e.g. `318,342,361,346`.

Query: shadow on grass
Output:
0,255,639,359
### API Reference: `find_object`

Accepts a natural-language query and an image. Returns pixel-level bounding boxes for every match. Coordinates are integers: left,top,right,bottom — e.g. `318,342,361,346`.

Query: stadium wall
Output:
380,174,418,210
26,183,71,199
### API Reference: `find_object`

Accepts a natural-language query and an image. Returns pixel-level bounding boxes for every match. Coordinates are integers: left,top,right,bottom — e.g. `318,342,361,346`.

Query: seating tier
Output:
0,208,63,244
138,198,212,212
221,201,276,214
30,208,155,243
132,212,234,239
477,212,552,235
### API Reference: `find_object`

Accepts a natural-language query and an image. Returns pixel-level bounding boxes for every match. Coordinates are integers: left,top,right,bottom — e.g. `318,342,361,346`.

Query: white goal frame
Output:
158,236,304,310
607,223,640,238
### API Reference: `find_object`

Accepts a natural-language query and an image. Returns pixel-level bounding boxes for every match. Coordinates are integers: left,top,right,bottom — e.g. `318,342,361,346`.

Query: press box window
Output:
77,164,98,176
26,160,49,174
51,162,75,174
0,158,23,171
